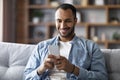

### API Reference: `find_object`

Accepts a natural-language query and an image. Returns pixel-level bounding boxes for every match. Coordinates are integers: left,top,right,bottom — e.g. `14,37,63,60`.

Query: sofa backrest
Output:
101,49,120,80
0,42,36,80
0,42,120,80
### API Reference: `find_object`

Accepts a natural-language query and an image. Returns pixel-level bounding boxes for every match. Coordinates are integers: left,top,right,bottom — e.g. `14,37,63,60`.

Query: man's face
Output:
55,8,77,38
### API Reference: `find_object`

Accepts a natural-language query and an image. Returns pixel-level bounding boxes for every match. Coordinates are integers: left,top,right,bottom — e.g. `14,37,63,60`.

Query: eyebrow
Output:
56,18,72,21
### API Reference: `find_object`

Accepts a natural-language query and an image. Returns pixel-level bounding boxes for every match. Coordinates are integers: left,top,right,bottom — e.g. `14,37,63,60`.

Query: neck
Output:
59,33,75,42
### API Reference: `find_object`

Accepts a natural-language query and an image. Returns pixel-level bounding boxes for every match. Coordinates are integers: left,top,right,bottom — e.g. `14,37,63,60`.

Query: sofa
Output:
0,42,120,80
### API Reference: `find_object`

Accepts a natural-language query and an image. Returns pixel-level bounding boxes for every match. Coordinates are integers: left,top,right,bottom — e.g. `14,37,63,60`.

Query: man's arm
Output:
24,45,48,80
75,43,108,80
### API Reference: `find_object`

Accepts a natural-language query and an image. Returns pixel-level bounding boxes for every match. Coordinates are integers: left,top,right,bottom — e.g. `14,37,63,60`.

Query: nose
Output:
60,21,66,28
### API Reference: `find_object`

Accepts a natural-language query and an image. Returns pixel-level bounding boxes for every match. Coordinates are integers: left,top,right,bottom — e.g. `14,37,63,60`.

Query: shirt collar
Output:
55,34,78,45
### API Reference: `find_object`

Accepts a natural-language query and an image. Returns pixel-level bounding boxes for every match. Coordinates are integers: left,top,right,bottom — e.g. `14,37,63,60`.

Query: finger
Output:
60,55,65,58
55,58,62,65
56,58,68,70
46,57,55,63
56,63,64,70
55,55,60,59
55,56,66,64
45,62,54,69
56,61,62,65
48,54,55,58
59,56,66,61
44,59,54,69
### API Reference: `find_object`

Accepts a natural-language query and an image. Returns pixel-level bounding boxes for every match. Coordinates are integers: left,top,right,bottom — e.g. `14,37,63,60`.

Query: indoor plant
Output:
32,10,44,24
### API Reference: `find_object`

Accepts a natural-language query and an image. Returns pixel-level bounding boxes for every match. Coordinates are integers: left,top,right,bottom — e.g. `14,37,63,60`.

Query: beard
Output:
58,26,75,38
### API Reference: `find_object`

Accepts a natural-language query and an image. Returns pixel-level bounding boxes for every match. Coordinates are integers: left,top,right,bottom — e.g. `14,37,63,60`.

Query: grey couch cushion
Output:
0,42,120,80
0,42,35,80
102,49,120,80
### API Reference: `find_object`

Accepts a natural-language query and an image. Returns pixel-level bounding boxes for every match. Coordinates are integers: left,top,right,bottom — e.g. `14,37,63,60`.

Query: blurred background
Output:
0,0,120,49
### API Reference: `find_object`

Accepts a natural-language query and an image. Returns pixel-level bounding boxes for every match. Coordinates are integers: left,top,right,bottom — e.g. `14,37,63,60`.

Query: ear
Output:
74,18,77,23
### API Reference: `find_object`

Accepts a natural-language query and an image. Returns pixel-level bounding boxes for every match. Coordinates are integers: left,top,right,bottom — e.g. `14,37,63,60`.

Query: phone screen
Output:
48,45,60,57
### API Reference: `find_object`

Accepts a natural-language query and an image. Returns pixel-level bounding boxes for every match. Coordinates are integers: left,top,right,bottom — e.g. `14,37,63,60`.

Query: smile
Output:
60,28,69,33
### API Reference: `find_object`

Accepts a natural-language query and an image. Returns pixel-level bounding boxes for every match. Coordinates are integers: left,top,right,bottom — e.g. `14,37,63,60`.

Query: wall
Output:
0,0,3,41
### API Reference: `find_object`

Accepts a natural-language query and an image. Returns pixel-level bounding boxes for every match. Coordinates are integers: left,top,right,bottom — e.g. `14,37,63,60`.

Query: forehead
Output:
55,8,74,19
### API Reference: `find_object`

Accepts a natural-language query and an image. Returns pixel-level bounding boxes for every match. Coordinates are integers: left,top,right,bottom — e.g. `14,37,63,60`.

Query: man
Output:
24,4,108,80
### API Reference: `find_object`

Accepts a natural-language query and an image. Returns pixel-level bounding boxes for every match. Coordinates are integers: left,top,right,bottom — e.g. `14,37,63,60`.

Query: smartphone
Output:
48,45,60,57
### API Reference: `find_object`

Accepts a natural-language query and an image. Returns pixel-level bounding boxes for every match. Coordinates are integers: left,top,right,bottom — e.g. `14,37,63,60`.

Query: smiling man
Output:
24,4,108,80
55,7,76,41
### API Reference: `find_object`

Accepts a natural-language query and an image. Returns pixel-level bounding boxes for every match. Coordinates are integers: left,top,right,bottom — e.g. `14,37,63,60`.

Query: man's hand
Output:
37,54,56,75
55,56,79,76
55,56,73,73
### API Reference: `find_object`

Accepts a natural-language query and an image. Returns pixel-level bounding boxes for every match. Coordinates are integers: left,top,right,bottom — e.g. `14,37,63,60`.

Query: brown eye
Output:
57,19,62,23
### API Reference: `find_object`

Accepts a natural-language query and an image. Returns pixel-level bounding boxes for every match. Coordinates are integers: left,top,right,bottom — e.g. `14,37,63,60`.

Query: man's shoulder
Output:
37,37,57,47
77,37,101,54
77,37,95,45
76,37,100,49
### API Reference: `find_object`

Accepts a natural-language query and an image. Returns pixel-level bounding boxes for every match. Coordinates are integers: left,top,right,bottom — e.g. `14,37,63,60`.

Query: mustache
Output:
60,27,70,29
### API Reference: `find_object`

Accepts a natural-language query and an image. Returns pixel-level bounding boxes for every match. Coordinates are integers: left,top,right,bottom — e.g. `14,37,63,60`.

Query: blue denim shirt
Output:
24,35,108,80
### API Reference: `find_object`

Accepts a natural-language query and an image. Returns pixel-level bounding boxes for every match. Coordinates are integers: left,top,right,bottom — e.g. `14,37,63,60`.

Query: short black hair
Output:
56,3,76,18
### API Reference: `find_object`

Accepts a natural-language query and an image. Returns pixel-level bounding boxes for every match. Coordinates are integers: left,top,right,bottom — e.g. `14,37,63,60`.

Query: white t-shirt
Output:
50,41,72,80
59,41,72,59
